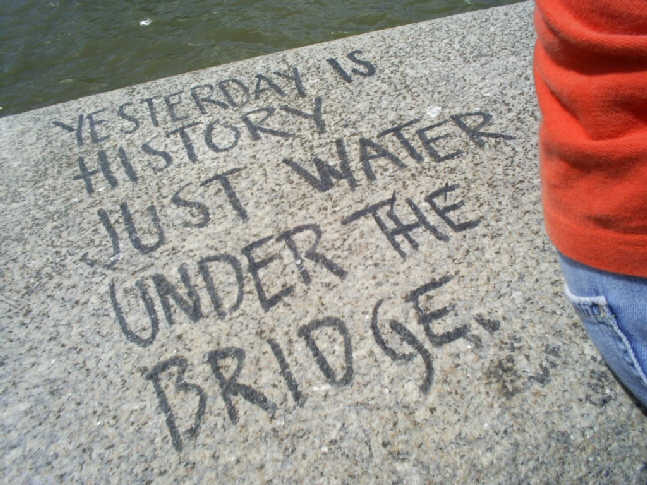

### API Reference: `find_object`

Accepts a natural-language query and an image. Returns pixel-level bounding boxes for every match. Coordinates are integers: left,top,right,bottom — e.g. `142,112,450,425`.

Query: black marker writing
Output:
146,357,207,452
298,317,353,387
208,347,277,424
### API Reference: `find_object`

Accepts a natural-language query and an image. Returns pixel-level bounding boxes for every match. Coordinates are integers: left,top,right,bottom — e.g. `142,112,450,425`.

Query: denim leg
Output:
558,253,647,407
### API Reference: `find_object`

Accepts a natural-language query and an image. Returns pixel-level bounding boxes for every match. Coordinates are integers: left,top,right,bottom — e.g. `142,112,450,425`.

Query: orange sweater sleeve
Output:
534,0,647,277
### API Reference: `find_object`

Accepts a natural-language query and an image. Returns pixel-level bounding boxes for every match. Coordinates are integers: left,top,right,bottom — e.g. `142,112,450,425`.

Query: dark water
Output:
0,0,522,117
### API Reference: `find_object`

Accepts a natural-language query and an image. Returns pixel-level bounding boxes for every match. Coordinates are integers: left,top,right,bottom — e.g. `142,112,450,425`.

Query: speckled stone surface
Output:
1,2,646,483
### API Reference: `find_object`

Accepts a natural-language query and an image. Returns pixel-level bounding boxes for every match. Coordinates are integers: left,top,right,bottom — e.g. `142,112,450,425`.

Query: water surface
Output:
1,0,522,117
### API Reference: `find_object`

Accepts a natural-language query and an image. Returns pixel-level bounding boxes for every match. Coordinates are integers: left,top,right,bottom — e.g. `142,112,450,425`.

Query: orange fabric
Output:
534,0,647,277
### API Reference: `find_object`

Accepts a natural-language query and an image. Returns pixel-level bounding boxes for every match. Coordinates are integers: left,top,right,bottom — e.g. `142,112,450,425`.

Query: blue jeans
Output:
558,253,647,408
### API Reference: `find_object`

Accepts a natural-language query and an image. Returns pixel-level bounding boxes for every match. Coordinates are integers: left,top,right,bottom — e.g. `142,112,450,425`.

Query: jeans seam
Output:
565,286,647,388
